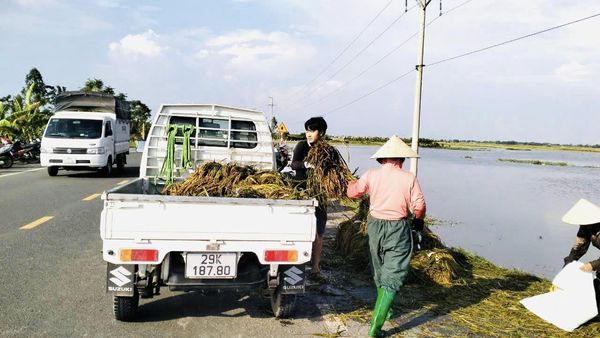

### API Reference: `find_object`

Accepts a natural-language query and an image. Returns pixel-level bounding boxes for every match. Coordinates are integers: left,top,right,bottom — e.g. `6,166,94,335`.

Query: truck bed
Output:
101,178,318,242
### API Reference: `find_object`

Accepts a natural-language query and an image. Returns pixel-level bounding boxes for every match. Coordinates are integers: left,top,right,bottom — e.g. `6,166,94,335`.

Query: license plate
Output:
65,157,75,164
185,252,237,279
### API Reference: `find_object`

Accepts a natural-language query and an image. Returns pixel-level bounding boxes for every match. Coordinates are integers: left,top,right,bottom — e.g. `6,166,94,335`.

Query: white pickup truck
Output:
101,104,317,321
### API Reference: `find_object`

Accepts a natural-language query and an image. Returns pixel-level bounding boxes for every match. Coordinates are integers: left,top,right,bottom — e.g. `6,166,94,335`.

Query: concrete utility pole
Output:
410,0,431,176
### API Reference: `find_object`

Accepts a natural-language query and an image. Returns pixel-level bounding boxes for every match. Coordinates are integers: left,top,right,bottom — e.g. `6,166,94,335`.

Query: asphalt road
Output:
0,153,376,338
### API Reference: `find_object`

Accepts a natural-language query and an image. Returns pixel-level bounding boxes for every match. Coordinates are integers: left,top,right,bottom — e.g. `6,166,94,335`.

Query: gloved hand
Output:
304,161,313,169
412,218,424,232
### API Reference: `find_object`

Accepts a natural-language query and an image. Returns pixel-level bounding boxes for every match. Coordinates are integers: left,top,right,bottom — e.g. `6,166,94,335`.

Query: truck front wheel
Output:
271,287,297,318
113,289,139,322
102,156,113,177
47,166,58,176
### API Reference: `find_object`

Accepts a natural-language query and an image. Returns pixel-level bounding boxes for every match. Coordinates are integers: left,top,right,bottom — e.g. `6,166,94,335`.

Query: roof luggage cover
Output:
54,91,131,120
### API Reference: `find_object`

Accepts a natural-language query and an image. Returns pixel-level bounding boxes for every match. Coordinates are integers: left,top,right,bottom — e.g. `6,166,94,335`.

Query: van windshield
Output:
44,118,103,139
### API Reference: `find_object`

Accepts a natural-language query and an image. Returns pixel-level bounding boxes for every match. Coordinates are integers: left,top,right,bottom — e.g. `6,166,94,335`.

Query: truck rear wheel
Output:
271,287,296,318
113,289,139,322
47,166,58,176
116,154,125,172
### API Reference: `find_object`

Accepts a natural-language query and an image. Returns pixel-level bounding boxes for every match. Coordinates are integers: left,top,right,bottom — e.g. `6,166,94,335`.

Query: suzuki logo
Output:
67,148,72,154
283,266,303,285
109,266,132,287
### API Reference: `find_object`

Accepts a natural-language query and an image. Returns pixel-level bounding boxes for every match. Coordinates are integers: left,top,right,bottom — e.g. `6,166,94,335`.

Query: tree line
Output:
0,68,152,142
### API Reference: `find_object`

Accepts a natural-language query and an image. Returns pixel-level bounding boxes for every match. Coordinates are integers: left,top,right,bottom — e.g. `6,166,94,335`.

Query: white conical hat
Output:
561,199,600,225
371,135,419,159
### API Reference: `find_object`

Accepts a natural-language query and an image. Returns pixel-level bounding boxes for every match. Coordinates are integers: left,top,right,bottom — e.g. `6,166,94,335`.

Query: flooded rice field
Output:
341,145,600,279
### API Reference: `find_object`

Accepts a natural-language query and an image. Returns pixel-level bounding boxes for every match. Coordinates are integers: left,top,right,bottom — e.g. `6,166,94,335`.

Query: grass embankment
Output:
285,139,600,153
498,158,568,166
335,201,600,337
439,141,600,153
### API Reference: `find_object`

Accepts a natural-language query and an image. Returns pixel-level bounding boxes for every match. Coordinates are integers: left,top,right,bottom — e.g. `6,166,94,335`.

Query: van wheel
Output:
113,289,139,322
271,287,296,318
102,156,113,177
47,166,58,176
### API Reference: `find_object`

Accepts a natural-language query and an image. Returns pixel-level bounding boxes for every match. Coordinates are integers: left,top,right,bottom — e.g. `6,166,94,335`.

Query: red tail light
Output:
120,249,158,262
264,250,298,262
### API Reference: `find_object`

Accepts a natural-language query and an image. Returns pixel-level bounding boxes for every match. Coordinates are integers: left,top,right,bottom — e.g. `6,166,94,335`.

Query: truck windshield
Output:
44,118,103,139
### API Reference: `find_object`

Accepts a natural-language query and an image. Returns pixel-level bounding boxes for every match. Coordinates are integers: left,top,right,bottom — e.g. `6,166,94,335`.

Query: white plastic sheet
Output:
520,261,597,332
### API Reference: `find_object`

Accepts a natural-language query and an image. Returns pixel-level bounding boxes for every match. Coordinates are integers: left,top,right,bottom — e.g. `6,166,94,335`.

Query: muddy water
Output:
340,145,600,278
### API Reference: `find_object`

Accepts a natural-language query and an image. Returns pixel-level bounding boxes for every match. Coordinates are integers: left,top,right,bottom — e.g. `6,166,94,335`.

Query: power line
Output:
324,68,415,115
441,0,475,16
289,4,418,109
288,0,394,102
320,7,600,118
300,32,419,111
294,0,476,111
429,12,600,67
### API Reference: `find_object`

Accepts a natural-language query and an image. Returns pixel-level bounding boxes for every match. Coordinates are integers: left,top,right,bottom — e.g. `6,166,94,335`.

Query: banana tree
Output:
0,83,47,142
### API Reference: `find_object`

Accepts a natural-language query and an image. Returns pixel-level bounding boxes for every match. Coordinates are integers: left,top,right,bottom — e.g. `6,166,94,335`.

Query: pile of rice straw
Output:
305,140,354,203
163,141,355,204
163,162,307,200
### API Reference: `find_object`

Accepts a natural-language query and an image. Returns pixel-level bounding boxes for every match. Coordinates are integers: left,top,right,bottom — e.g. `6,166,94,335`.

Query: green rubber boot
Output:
375,288,393,320
368,289,396,337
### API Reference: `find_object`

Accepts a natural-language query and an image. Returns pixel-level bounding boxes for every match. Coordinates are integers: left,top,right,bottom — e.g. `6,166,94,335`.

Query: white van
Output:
40,92,131,176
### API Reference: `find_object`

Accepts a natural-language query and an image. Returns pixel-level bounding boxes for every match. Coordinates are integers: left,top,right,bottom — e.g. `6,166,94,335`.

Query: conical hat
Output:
371,135,419,159
561,199,600,225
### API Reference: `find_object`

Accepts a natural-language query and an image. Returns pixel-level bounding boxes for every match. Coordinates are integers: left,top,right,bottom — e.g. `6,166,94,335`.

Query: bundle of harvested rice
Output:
335,198,370,268
410,248,466,286
305,140,354,202
163,162,308,200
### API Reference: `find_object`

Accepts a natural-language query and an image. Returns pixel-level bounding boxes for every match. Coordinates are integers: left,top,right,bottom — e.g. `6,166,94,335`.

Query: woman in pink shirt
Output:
346,135,426,337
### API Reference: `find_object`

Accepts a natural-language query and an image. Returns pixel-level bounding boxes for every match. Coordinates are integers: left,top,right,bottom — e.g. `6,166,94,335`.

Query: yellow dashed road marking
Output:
82,193,101,201
20,216,54,230
116,180,129,185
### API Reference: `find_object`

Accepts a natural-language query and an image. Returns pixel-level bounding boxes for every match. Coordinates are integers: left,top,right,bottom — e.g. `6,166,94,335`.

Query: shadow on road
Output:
133,290,323,322
62,166,140,178
135,291,270,322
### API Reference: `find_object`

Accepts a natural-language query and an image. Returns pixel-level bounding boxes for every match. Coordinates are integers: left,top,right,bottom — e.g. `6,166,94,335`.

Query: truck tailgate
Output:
101,181,317,242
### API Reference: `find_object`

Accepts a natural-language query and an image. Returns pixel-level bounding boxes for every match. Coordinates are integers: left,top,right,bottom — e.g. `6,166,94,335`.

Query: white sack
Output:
520,261,597,332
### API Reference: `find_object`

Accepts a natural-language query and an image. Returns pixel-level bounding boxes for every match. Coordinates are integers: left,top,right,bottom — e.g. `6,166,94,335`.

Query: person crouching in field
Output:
346,135,426,337
562,199,600,310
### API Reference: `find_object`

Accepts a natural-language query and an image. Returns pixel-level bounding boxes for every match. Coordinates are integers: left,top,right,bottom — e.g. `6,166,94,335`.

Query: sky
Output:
1,0,599,144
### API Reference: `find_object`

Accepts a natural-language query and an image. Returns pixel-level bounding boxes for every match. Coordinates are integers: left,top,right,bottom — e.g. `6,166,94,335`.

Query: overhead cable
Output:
292,4,418,107
289,0,394,101
428,12,600,67
296,0,476,111
324,68,415,115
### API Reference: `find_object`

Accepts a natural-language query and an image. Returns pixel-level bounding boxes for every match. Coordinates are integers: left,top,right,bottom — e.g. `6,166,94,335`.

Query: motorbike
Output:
0,139,41,169
275,144,291,172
